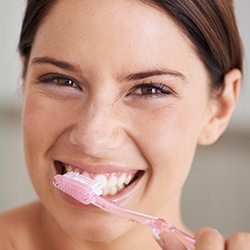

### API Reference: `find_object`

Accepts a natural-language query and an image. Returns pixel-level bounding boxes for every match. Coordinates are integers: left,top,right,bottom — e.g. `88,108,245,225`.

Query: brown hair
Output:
18,0,243,91
149,0,243,91
19,0,57,76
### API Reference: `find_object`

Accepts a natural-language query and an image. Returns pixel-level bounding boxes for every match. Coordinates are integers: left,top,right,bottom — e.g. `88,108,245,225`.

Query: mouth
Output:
54,161,144,197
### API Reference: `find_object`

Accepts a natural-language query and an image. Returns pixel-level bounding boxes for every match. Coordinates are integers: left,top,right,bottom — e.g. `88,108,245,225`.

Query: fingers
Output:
195,227,224,249
153,231,187,250
195,228,250,250
226,232,250,250
154,227,250,250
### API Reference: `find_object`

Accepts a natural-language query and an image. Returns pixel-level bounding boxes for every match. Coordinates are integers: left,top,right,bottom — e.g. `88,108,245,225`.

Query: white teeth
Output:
117,173,126,186
102,187,109,196
64,165,139,196
94,174,108,189
107,175,118,188
82,171,90,179
109,186,118,195
117,184,125,191
125,175,132,185
65,165,73,172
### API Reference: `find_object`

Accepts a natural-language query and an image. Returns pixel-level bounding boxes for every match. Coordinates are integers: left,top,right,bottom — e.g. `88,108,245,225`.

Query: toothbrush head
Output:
53,172,102,205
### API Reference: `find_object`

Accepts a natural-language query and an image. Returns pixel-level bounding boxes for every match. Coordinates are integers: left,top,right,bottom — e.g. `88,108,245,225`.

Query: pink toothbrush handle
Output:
53,174,195,248
153,218,195,249
91,196,195,249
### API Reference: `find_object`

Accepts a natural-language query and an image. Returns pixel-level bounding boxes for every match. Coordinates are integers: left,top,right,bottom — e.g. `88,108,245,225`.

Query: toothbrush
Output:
53,172,195,249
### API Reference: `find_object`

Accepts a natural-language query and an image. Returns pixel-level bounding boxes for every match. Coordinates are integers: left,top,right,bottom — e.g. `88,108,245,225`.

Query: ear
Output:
198,68,241,145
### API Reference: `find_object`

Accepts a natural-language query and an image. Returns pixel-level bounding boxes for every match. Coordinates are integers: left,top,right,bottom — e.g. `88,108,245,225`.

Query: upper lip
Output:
54,158,144,174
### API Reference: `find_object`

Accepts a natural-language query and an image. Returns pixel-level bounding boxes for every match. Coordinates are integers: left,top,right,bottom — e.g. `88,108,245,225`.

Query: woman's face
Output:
22,0,212,242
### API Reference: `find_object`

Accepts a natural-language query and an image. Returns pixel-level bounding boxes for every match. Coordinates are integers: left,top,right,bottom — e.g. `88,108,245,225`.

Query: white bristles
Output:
64,171,103,196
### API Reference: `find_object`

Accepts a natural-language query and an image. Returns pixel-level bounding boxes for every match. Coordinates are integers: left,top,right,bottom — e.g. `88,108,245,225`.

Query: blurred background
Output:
0,0,249,237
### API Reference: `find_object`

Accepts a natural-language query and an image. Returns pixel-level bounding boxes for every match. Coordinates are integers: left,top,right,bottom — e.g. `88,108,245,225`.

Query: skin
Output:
0,0,249,249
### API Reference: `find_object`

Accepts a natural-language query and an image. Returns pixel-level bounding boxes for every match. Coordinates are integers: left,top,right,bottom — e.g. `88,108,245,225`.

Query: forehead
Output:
36,0,182,46
30,0,206,82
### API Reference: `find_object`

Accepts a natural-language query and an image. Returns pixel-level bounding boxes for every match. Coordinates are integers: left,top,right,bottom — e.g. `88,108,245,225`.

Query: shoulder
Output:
0,201,42,250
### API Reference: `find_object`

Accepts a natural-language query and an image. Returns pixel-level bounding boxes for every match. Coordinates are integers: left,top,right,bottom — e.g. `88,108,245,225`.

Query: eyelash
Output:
128,82,173,98
38,73,81,89
38,74,173,97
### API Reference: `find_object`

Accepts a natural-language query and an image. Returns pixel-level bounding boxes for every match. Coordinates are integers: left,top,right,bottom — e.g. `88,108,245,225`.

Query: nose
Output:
69,100,126,156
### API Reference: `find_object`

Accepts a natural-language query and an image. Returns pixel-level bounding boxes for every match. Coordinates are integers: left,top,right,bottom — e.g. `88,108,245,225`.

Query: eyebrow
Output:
31,57,81,72
124,69,188,83
32,56,188,83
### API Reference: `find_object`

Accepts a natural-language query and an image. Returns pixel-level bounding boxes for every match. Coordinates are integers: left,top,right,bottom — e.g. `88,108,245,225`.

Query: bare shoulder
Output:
0,201,42,250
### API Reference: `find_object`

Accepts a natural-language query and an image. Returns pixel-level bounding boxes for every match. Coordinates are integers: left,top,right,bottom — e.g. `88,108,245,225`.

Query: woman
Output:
0,0,249,249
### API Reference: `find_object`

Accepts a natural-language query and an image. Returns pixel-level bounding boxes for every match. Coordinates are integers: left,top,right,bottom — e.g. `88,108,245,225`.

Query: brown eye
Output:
131,83,172,97
140,85,159,95
39,73,80,89
56,78,76,87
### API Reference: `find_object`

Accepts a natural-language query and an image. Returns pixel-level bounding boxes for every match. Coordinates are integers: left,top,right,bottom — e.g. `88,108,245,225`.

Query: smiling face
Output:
22,0,213,244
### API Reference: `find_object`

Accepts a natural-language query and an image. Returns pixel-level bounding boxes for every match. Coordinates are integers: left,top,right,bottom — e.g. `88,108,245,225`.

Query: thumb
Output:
153,231,188,249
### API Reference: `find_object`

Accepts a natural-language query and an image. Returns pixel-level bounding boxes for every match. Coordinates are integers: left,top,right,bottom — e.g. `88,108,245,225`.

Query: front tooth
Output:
94,174,108,189
109,186,118,195
75,168,80,173
117,173,126,186
107,175,118,188
66,165,73,172
124,174,132,185
82,171,90,178
117,184,125,191
102,187,109,196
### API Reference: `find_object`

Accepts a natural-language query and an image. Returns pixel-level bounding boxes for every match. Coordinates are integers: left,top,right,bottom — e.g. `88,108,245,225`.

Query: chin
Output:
56,210,136,243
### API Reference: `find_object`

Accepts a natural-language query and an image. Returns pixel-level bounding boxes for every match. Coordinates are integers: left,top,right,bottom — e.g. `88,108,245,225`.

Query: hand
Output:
154,227,250,249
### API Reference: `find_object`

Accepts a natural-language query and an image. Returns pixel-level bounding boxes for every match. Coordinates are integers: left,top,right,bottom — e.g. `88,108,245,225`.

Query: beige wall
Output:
182,130,250,237
0,108,37,210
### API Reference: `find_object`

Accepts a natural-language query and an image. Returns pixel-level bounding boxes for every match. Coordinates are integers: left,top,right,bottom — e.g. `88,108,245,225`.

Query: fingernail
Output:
153,231,165,249
153,231,161,240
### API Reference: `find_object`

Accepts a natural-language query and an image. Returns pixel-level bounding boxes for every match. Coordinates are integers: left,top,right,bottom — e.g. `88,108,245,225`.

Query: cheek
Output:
134,109,200,167
22,91,71,172
130,102,207,202
23,98,52,154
